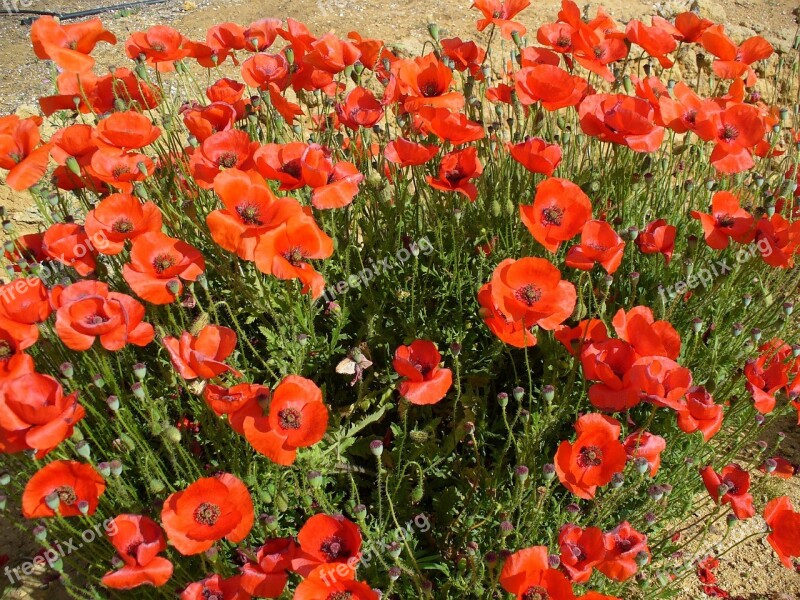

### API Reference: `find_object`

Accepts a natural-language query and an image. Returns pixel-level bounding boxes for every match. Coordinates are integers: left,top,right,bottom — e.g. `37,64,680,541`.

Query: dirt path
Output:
0,0,799,598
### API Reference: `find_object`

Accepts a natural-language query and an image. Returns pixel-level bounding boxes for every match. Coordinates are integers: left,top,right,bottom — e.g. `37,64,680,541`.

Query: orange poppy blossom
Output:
161,472,254,555
49,123,105,192
472,0,531,40
674,11,714,42
554,413,627,500
623,430,666,476
293,514,363,576
41,222,97,276
295,565,378,600
426,147,483,201
181,575,249,600
243,18,283,51
206,76,247,114
101,514,173,590
580,339,641,412
254,142,308,190
207,168,305,260
673,386,724,441
335,86,384,130
596,521,648,581
412,106,485,145
0,328,34,382
0,115,52,191
239,537,296,597
612,306,681,360
744,351,790,414
441,37,486,78
514,64,592,110
0,277,52,349
126,25,193,71
306,158,364,210
185,100,239,141
95,111,161,151
52,280,154,352
203,382,270,416
695,102,766,173
700,25,773,86
252,213,333,299
384,138,439,167
392,340,453,405
86,148,155,193
163,325,241,380
122,231,206,305
565,219,626,274
229,375,328,465
753,213,800,268
21,460,105,518
764,496,800,569
578,93,665,153
3,232,47,270
394,53,464,113
84,193,163,255
629,355,693,411
700,463,755,520
634,219,676,264
0,372,84,457
507,137,563,176
499,545,576,599
477,282,537,348
625,18,679,68
188,129,260,189
571,23,629,82
30,16,116,71
555,318,610,356
658,81,711,135
520,177,593,252
558,524,606,583
240,52,290,90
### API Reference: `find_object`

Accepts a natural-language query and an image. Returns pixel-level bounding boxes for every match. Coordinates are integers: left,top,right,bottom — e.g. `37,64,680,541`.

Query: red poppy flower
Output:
701,464,755,519
472,0,531,40
230,375,328,466
744,353,790,414
181,574,249,600
48,124,106,191
101,515,173,590
521,177,592,252
126,25,192,71
629,356,692,410
239,537,296,597
241,52,289,90
385,138,439,167
188,129,260,189
184,102,238,142
675,386,724,441
477,282,538,348
0,277,51,349
554,413,627,500
87,149,155,193
123,232,205,304
395,53,464,112
426,147,483,201
579,94,665,153
4,232,47,270
84,193,163,255
515,64,592,111
555,318,609,356
559,524,606,583
308,159,364,210
764,496,800,568
625,19,679,67
41,223,97,276
566,220,626,274
754,214,800,268
22,460,104,518
0,115,52,191
161,473,254,555
674,12,714,43
304,33,361,74
254,142,307,190
658,82,710,135
295,514,362,575
0,328,34,382
413,107,485,145
203,383,270,417
244,18,283,51
701,25,773,86
612,306,681,360
537,21,577,54
581,340,641,412
623,431,666,476
253,215,333,298
507,137,563,176
441,37,486,78
30,16,116,72
96,111,161,150
163,325,241,381
207,77,247,114
392,340,453,405
760,457,796,479
695,103,765,174
207,168,303,260
294,565,378,600
499,545,576,599
335,87,384,130
635,219,676,264
53,280,154,352
0,373,84,457
596,522,648,581
572,27,629,82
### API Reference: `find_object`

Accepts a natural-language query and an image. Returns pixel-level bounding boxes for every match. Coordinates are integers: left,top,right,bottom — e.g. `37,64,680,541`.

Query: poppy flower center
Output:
556,36,571,49
54,485,77,505
112,218,135,233
201,587,224,600
152,253,177,273
151,43,166,52
125,542,142,558
722,478,738,494
587,241,608,252
217,152,239,168
716,213,735,228
515,284,542,306
236,203,262,225
283,247,305,266
112,165,131,179
411,359,433,376
522,586,549,600
320,535,349,560
278,407,302,430
614,536,633,552
684,109,697,125
86,313,110,325
444,167,465,185
327,592,353,600
280,159,302,179
541,206,564,226
593,46,605,59
719,124,739,142
420,81,442,98
578,445,603,467
9,152,22,164
0,341,11,359
194,502,222,526
567,543,586,562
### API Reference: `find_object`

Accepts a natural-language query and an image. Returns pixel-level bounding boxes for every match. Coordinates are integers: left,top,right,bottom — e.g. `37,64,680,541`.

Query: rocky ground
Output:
0,0,799,598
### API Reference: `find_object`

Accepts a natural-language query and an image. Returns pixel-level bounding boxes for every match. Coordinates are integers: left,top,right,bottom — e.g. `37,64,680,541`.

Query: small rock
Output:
183,1,197,10
690,0,727,23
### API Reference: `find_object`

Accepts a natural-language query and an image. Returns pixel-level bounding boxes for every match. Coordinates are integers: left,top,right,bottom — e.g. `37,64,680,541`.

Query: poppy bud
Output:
542,463,555,481
0,494,6,510
354,504,367,519
97,462,111,478
33,525,47,541
732,322,743,336
205,546,219,560
511,30,523,48
0,472,9,486
77,500,90,515
635,551,649,567
106,395,120,411
166,279,181,296
92,374,105,389
49,556,64,572
500,521,513,536
370,440,384,456
387,541,402,558
60,362,74,379
512,386,524,401
307,471,323,487
389,566,401,581
515,465,529,483
645,512,656,525
783,302,793,315
755,414,766,426
110,460,123,477
764,458,777,473
133,363,147,380
634,457,650,474
497,392,508,407
65,156,81,177
566,503,580,514
623,75,634,95
450,342,462,356
548,554,560,569
610,473,624,488
726,513,738,527
792,345,800,357
149,479,165,493
542,385,555,402
692,318,703,333
751,328,762,342
427,22,440,41
75,440,91,459
164,426,182,443
648,485,664,501
131,382,145,399
485,551,499,565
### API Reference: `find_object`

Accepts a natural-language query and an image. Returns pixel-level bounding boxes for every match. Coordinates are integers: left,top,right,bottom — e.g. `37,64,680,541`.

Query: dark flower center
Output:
125,542,142,558
152,253,176,274
86,313,109,325
0,341,11,359
194,502,222,526
615,536,633,553
556,36,571,48
236,203,262,225
515,284,542,306
280,159,302,179
444,167,465,185
217,152,239,168
684,109,697,125
420,81,442,97
568,543,586,562
541,206,563,226
523,586,550,600
283,247,305,266
55,485,77,505
716,213,735,228
278,408,302,430
722,478,738,494
320,535,348,560
112,218,135,233
719,124,739,142
328,592,353,600
111,165,131,179
578,445,603,467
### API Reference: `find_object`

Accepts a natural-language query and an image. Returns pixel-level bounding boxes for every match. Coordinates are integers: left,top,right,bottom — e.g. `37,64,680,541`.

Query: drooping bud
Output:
370,440,384,457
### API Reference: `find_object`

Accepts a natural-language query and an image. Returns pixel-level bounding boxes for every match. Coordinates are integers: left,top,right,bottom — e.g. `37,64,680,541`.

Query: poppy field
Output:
1,1,800,598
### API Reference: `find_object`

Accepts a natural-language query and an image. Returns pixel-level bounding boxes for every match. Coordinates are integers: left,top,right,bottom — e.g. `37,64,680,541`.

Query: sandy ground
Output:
0,0,799,598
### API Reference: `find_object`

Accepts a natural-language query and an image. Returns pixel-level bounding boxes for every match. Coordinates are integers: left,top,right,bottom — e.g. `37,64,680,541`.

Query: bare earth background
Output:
0,0,799,598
